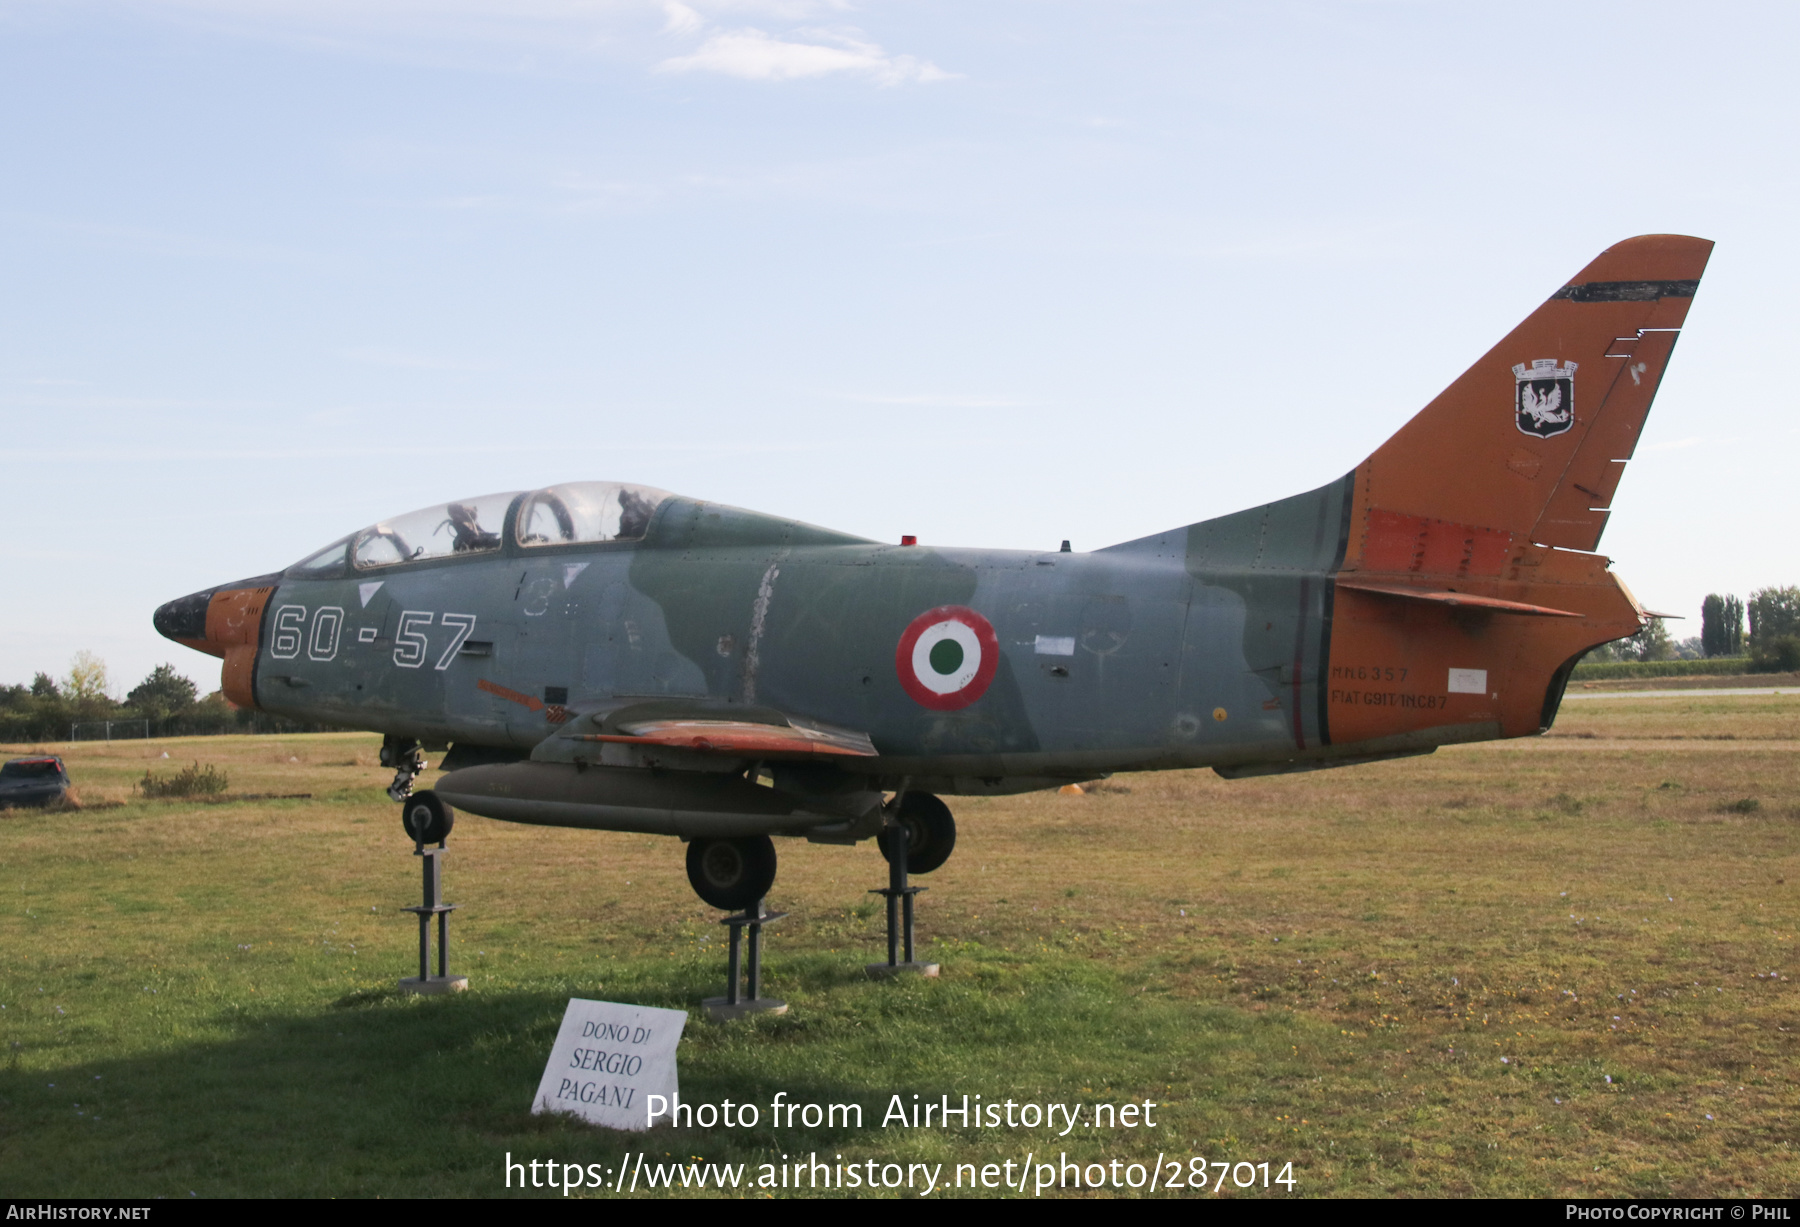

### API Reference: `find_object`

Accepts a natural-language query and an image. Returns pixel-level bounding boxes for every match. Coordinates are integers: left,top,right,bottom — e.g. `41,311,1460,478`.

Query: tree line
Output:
0,653,334,744
1585,585,1800,669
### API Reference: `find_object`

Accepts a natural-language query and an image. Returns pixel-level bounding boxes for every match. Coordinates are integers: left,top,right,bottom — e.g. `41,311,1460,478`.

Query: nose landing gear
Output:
381,735,427,802
394,787,465,995
401,789,455,844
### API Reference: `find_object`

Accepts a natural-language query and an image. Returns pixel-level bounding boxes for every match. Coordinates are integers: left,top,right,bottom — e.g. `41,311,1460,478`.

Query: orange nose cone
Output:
152,575,279,707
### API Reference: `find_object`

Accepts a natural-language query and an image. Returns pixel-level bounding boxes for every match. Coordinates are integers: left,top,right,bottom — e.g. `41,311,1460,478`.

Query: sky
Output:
2,0,1796,696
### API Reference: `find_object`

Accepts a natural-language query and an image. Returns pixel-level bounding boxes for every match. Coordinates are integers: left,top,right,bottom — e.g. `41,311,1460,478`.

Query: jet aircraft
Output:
155,234,1711,911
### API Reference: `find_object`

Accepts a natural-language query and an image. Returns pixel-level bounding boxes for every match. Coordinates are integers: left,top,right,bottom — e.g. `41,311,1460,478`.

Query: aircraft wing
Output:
441,701,885,839
577,718,877,759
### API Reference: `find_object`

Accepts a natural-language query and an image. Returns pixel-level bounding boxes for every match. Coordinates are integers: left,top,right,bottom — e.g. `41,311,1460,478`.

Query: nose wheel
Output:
400,789,455,844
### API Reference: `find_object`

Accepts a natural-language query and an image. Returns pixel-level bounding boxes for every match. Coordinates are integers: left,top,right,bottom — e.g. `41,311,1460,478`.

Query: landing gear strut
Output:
395,788,465,995
868,790,952,978
702,900,789,1022
687,835,786,1021
382,735,426,802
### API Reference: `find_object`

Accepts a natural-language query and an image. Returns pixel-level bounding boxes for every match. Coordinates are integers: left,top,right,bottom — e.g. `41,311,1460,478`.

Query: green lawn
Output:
2,698,1796,1197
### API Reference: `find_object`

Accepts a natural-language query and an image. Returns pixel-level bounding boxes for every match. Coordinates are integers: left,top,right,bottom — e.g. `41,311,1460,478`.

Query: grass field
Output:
2,695,1796,1198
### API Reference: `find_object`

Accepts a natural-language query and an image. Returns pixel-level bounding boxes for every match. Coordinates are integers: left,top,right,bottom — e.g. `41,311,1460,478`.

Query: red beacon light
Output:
900,535,917,547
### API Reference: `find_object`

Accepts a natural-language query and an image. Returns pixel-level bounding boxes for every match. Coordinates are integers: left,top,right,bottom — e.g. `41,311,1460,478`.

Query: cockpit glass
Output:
351,491,519,570
516,482,669,548
288,539,348,577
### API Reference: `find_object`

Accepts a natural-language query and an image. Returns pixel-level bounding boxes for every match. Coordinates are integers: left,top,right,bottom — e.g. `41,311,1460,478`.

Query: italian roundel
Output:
895,605,999,711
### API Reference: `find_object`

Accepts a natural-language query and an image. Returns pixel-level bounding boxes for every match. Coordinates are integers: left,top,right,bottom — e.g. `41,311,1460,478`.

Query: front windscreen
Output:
351,491,519,569
287,539,348,577
516,482,670,547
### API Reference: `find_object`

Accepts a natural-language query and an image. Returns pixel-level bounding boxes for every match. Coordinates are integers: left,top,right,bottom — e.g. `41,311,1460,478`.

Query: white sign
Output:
1448,667,1488,695
531,998,687,1131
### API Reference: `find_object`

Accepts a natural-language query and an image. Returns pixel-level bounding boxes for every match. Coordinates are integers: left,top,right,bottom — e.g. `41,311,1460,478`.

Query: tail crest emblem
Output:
1514,359,1577,438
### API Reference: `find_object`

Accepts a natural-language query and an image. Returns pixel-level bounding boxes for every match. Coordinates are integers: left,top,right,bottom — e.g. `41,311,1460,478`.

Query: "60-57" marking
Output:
269,605,477,671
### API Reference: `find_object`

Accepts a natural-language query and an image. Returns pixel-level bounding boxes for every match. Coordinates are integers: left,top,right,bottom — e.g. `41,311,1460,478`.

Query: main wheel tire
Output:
401,789,455,843
877,792,956,874
685,835,778,910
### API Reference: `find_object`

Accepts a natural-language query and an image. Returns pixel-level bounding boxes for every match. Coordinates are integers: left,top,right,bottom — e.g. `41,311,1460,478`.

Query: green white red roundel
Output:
896,606,999,711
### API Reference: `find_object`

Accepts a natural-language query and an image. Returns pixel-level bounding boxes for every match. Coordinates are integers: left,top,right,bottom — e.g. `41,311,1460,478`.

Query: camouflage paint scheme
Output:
155,236,1712,855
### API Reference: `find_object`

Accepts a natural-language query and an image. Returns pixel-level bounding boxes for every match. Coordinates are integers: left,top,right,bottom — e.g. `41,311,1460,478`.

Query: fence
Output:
0,713,346,745
69,719,152,742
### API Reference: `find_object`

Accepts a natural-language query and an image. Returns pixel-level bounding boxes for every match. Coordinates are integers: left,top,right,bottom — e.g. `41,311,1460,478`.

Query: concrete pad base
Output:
702,996,788,1022
399,975,469,995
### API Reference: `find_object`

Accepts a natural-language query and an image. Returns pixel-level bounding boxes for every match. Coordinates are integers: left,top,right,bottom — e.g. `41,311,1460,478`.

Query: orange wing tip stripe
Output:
584,733,873,758
580,719,878,758
1335,579,1581,618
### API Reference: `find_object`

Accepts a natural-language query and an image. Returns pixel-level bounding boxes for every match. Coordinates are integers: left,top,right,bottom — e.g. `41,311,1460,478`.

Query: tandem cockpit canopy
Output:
285,482,673,576
515,481,668,548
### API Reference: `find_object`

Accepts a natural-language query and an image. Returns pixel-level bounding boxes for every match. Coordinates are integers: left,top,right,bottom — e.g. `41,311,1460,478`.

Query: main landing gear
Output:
678,792,958,911
867,791,953,979
877,792,957,875
686,836,778,911
683,791,959,1010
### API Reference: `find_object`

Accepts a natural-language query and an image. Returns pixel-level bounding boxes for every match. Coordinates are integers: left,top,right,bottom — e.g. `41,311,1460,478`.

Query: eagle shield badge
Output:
1514,359,1577,438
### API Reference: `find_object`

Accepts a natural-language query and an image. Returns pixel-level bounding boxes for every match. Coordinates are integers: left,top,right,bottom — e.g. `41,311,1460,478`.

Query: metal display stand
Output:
703,900,788,1021
399,841,468,994
866,823,939,979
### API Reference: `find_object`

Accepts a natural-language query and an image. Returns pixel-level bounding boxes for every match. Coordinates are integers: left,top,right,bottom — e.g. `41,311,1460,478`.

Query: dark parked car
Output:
0,756,70,808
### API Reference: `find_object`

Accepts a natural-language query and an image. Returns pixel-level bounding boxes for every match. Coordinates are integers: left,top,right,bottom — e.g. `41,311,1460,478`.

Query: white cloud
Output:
660,1,704,36
658,26,952,85
102,0,639,41
685,1,854,17
38,1,944,84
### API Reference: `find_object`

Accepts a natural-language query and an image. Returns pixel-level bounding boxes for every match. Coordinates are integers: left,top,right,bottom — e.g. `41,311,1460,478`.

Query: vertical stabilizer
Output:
1346,234,1712,563
1324,235,1711,749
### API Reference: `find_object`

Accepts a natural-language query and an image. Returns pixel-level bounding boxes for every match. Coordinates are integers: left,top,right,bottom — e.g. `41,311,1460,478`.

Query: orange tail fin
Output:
1349,234,1713,560
1327,235,1712,748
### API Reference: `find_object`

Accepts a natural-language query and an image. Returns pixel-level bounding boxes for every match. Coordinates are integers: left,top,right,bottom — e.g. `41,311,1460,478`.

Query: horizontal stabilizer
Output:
1334,579,1581,618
